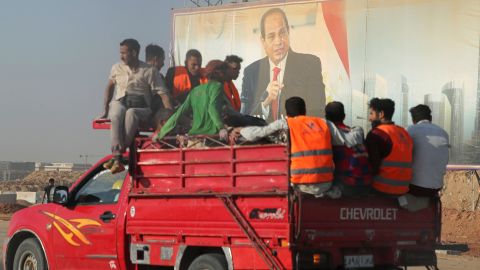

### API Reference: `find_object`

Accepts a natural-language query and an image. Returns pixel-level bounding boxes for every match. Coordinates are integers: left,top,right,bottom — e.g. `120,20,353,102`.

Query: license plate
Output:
344,255,374,268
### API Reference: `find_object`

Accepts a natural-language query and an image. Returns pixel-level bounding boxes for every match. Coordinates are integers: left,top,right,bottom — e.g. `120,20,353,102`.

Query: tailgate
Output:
298,195,438,245
294,195,439,268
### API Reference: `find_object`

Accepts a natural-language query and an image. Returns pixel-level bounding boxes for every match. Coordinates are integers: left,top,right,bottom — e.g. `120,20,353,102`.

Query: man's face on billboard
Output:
261,12,290,65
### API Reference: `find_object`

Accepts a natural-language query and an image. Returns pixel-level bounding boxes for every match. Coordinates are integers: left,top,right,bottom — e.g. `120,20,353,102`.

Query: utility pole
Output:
79,154,102,170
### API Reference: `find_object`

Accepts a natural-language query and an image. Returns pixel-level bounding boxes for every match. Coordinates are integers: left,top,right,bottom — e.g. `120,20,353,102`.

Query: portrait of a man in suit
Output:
241,7,326,121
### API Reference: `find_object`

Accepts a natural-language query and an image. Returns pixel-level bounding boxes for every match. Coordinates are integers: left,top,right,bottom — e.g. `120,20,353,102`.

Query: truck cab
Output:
3,154,131,270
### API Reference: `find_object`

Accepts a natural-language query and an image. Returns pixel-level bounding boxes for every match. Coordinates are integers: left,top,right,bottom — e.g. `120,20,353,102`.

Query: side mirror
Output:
52,186,69,205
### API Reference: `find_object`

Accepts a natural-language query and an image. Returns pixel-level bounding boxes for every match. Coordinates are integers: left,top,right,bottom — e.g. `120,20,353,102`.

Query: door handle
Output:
100,211,116,223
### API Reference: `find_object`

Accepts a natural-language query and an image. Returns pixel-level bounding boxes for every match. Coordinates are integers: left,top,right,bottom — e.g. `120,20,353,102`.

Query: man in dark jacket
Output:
241,8,325,121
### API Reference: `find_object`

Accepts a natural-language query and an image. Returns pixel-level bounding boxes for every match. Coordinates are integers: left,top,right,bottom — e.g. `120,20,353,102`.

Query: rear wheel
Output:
187,253,228,270
13,238,47,270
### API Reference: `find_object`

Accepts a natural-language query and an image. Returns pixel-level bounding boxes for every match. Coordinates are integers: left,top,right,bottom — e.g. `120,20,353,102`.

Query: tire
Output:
13,238,47,270
187,253,228,270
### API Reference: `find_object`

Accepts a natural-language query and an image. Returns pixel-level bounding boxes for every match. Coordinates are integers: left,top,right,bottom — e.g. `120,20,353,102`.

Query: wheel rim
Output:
20,251,38,270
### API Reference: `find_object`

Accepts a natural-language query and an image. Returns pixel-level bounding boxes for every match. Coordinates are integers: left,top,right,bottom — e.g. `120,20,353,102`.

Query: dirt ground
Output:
440,171,480,258
441,171,480,212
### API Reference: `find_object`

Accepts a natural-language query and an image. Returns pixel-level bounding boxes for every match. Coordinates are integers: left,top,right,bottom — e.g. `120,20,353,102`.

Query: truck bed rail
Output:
129,137,290,196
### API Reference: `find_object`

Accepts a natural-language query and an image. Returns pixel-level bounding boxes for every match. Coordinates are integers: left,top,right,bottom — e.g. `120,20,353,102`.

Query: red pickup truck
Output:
3,127,440,270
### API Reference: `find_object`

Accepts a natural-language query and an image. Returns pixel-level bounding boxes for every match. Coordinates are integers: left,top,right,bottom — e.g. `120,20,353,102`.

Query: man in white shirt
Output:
407,104,449,197
98,39,172,173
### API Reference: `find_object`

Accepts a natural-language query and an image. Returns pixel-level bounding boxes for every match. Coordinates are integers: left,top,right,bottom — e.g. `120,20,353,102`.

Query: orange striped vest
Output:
287,116,334,184
372,124,413,195
172,66,207,99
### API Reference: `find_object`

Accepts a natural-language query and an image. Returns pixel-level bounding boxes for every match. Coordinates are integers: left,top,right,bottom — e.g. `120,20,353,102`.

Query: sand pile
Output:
0,171,84,192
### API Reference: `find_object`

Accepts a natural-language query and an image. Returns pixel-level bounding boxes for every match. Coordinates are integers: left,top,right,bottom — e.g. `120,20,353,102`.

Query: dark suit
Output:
241,50,325,121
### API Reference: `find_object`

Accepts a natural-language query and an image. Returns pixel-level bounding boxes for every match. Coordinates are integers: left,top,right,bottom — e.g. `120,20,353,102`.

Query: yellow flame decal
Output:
42,211,101,246
70,218,101,229
51,221,80,246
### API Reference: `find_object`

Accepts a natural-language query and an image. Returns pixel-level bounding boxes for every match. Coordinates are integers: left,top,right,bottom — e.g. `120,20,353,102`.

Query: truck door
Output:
50,163,128,270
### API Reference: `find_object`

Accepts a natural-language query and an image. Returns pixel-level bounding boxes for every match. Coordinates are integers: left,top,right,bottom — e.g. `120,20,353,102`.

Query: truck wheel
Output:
13,238,47,270
187,253,228,270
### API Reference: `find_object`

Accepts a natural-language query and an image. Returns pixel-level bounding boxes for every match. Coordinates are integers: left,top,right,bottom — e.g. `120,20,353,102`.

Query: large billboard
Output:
172,0,480,164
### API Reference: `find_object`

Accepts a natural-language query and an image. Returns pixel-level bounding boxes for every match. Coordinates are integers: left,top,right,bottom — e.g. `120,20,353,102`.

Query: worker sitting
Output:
231,96,346,198
154,60,230,143
165,49,208,105
395,104,450,212
365,98,413,196
325,101,372,197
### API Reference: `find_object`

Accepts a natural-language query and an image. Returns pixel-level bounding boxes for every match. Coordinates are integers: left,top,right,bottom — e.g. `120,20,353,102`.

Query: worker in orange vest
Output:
166,49,208,105
232,97,346,198
365,98,413,195
223,55,243,112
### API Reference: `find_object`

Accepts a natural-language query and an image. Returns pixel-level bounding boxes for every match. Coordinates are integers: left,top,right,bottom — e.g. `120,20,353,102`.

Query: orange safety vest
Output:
372,124,413,195
172,66,208,99
287,116,334,184
223,81,241,112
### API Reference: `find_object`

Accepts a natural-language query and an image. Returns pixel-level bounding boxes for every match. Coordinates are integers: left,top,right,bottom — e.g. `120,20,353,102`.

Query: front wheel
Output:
13,238,47,270
187,253,228,270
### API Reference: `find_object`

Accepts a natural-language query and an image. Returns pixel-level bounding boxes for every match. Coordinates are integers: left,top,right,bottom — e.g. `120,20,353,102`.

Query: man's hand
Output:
218,129,228,141
151,131,161,144
176,135,186,147
229,127,242,143
96,111,108,120
262,81,284,106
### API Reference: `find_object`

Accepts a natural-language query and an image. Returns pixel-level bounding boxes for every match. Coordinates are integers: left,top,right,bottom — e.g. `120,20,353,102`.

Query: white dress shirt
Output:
261,53,288,119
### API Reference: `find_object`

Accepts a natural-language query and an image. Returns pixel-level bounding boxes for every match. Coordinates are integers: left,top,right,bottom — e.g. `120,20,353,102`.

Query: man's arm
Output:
208,83,225,131
159,93,173,110
239,119,288,141
165,67,175,94
326,120,346,146
156,95,191,140
365,129,392,175
305,55,326,117
150,69,173,110
99,80,115,119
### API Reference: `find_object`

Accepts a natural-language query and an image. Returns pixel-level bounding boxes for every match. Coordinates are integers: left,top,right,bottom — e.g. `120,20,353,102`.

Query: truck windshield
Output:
74,164,128,205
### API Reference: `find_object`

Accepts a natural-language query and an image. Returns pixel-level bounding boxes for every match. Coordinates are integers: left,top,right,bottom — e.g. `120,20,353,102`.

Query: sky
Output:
0,0,192,164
